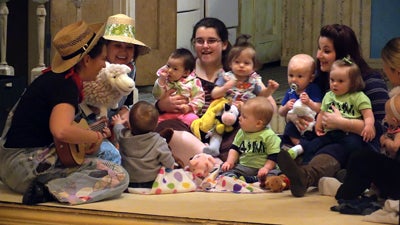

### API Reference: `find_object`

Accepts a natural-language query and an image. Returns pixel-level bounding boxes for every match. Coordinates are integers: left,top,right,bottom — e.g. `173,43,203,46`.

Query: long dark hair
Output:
191,17,232,71
316,24,373,92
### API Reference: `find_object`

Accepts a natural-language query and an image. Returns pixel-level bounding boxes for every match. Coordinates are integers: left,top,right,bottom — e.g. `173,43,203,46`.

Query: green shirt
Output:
321,91,371,119
232,128,281,169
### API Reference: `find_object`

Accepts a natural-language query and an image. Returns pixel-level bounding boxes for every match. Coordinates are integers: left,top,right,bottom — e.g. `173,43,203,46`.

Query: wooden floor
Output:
0,182,378,225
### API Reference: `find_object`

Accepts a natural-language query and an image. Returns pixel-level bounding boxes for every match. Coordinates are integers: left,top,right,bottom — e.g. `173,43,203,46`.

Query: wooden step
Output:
0,182,376,225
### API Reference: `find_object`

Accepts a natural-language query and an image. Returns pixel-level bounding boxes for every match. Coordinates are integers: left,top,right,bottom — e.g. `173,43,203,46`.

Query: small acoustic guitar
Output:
54,117,108,167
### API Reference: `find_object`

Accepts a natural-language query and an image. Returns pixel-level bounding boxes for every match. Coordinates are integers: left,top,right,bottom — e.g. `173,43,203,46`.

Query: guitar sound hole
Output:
74,144,80,153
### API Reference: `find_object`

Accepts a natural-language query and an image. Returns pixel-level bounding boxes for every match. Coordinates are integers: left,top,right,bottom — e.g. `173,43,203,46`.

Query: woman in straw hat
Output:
103,13,150,117
0,20,129,205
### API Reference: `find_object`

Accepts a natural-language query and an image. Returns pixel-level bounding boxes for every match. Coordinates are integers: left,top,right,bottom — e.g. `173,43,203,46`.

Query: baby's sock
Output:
287,144,304,159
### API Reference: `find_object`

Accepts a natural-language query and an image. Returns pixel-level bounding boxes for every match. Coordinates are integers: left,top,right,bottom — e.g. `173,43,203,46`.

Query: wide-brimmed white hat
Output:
51,21,105,73
103,14,150,56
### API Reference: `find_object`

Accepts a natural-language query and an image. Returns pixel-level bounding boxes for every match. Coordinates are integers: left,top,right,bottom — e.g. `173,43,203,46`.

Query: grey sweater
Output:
114,124,175,183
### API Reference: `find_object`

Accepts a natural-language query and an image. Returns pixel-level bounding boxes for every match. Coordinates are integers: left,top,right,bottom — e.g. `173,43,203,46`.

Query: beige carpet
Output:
0,182,378,225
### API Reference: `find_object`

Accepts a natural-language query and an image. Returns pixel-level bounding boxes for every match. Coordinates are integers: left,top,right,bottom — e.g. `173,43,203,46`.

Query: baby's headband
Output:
390,95,400,121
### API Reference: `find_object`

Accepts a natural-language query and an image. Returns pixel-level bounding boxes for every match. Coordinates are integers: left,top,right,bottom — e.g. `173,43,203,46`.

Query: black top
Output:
5,71,79,148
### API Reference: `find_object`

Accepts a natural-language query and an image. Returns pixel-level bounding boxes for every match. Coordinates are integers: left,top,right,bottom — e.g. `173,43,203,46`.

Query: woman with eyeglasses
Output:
155,17,277,165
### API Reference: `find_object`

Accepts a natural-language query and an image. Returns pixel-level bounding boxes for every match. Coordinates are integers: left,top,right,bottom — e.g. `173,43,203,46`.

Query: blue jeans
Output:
96,139,121,165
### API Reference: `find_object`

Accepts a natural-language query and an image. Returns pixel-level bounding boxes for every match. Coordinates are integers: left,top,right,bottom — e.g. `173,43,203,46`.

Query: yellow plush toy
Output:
190,98,239,156
190,98,229,139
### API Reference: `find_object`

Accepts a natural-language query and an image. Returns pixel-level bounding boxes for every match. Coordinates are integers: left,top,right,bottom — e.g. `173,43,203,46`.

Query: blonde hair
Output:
389,86,400,97
129,101,159,135
287,54,316,76
381,37,400,72
387,94,400,121
243,96,274,126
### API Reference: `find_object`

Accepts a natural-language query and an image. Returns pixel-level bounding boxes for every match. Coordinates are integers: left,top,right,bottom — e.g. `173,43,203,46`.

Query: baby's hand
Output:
286,99,296,110
267,79,279,92
157,65,168,76
112,114,124,125
225,77,237,89
361,125,376,142
262,79,280,97
159,70,168,78
157,65,169,85
101,126,112,138
179,105,191,114
221,162,233,171
380,134,398,158
158,75,168,85
300,92,311,104
257,167,269,178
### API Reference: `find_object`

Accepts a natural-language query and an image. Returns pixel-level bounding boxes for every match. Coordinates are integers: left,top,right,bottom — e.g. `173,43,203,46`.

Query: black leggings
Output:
336,149,400,200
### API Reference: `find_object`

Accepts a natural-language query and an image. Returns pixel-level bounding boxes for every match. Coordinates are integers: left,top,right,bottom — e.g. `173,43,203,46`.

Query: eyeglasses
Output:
193,38,221,46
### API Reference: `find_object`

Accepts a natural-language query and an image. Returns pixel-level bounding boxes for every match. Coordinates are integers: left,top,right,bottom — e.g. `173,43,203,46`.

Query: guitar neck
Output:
89,117,109,132
55,117,109,167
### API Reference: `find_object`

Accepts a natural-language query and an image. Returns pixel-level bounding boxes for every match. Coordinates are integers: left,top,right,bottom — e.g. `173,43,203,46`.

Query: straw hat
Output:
103,14,151,56
52,21,105,73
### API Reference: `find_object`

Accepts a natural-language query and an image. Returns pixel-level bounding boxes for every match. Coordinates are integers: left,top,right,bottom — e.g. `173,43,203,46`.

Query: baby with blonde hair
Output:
279,54,322,158
221,96,281,183
380,94,400,159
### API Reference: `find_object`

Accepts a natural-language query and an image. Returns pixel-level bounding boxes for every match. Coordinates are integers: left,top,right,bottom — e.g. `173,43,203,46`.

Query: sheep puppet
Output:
82,62,134,118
